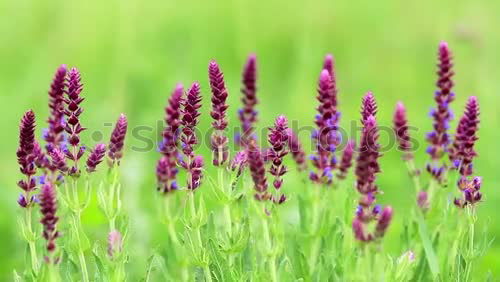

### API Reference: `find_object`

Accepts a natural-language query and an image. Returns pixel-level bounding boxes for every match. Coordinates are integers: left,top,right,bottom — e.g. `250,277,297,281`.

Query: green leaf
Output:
415,209,440,279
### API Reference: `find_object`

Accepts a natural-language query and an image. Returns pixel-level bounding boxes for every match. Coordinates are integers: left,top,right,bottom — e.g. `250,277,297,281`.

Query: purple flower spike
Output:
45,65,67,153
17,110,37,195
427,41,455,160
86,144,106,173
454,176,482,208
268,115,289,190
287,128,307,171
310,68,339,185
450,96,479,177
108,114,128,166
187,155,204,190
209,61,230,166
157,84,184,193
375,206,393,238
361,91,377,123
337,140,355,179
64,67,86,175
239,54,258,146
247,140,269,201
181,82,202,158
39,183,59,260
355,115,381,195
393,102,413,160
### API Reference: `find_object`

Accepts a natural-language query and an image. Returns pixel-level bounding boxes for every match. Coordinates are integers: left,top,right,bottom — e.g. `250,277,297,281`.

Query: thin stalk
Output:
465,207,476,280
219,168,234,267
188,191,211,282
25,205,39,273
261,215,277,282
78,249,89,282
164,196,179,244
308,185,322,274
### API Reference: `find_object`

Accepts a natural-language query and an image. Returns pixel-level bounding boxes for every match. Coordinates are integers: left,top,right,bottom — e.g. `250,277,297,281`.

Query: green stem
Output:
261,216,277,282
188,191,211,281
308,186,322,274
25,205,39,273
164,196,179,244
78,249,89,282
465,207,476,280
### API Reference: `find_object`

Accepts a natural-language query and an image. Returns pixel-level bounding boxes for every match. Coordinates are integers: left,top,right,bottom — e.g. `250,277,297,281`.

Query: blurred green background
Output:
1,0,499,279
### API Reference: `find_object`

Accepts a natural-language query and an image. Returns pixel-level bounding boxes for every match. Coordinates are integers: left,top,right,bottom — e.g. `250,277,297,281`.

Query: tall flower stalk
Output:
238,54,258,146
426,41,455,182
16,110,40,273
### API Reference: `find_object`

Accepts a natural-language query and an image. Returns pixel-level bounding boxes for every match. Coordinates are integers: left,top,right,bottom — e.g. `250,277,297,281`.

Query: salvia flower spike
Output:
451,96,480,176
393,102,413,160
86,144,106,173
64,67,86,175
355,114,381,195
39,182,59,261
157,84,183,193
287,128,307,171
108,114,128,166
208,60,230,166
45,64,68,153
268,115,289,203
426,41,455,161
181,82,202,158
247,140,269,201
180,82,204,190
310,68,339,185
17,110,37,204
239,54,258,145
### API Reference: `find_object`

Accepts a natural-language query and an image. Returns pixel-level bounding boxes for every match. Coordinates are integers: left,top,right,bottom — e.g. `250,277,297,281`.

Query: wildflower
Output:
108,114,128,166
310,68,339,184
17,110,37,199
426,41,455,160
393,102,413,159
454,176,482,208
208,60,230,166
247,140,269,201
450,96,479,176
355,115,381,195
287,128,307,171
45,65,67,153
64,67,86,175
268,116,289,190
86,144,106,173
337,140,355,179
157,84,183,193
180,82,202,158
108,230,123,259
39,183,59,258
361,91,377,123
239,54,258,145
180,82,204,190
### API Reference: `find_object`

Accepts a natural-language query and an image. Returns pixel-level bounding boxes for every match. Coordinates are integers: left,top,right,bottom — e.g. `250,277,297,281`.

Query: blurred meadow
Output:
1,0,500,279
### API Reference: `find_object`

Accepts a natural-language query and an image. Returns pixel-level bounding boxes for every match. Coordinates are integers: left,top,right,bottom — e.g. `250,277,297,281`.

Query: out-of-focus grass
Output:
1,0,499,279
